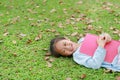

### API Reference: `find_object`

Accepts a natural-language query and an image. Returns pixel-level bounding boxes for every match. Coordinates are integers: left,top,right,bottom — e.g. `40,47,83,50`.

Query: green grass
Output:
0,0,120,80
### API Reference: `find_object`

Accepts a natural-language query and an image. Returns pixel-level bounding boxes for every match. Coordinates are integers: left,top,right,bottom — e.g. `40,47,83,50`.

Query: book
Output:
80,34,120,63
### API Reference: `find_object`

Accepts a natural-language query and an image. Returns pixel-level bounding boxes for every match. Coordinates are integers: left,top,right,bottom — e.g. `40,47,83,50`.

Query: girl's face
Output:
54,39,78,56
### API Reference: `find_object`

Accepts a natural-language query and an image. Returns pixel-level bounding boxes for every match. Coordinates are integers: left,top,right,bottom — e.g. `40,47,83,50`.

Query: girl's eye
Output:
64,42,66,46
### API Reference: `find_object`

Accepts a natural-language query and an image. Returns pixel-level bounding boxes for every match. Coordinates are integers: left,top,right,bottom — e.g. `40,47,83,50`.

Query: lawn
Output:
0,0,120,80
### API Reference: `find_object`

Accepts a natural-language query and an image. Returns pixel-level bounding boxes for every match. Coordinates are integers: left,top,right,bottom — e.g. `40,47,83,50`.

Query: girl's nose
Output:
65,45,70,49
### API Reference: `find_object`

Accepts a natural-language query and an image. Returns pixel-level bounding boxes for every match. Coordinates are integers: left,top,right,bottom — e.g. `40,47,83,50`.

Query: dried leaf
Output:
80,74,86,79
50,9,56,13
0,40,3,43
71,32,78,36
42,48,48,51
44,56,50,61
0,14,4,17
43,0,47,4
13,53,17,57
113,30,120,34
50,22,56,26
35,34,42,41
3,32,9,36
63,8,67,14
11,16,20,24
104,69,113,73
86,25,94,30
45,52,51,56
51,29,56,33
55,33,60,37
47,61,52,68
29,67,32,71
27,9,33,13
66,77,72,80
85,18,94,25
49,58,55,63
59,0,64,5
26,39,32,44
79,14,86,18
77,1,83,4
12,40,17,44
19,33,26,37
66,19,71,24
58,23,64,28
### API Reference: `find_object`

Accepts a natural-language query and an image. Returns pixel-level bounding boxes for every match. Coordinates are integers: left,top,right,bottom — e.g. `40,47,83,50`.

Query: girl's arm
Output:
73,34,109,69
73,46,106,69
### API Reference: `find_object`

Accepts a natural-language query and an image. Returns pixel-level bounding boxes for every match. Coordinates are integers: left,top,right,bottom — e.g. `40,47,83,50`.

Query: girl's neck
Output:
75,42,82,50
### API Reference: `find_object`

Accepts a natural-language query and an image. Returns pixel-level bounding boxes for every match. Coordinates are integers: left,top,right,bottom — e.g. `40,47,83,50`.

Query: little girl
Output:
50,33,120,72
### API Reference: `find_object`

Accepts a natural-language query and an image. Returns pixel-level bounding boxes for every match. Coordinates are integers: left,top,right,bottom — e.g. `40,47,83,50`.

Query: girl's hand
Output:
100,33,112,43
97,35,107,48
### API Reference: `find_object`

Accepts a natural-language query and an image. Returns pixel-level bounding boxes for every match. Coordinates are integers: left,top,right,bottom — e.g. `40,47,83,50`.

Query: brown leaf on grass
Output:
113,30,120,34
77,1,83,5
13,53,17,57
49,58,55,63
50,22,56,26
26,39,32,44
3,32,9,36
79,14,86,18
63,8,67,14
103,2,113,6
28,18,34,21
118,34,120,37
79,34,84,38
66,19,71,24
86,25,94,30
114,13,120,17
58,22,64,28
10,16,20,24
0,39,3,43
30,22,38,27
45,52,51,56
71,32,78,37
55,33,60,37
51,29,56,33
66,77,72,80
102,2,114,14
0,14,4,17
46,29,56,33
74,9,80,13
12,40,17,44
44,56,50,61
36,5,40,8
59,0,64,5
50,8,57,13
85,18,94,25
104,69,113,73
19,33,26,37
95,29,102,34
47,61,52,68
29,67,32,71
42,48,48,51
45,29,51,32
35,34,42,41
27,9,35,14
114,18,120,24
75,18,82,22
80,74,86,79
43,0,47,3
